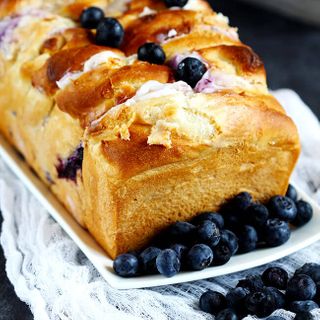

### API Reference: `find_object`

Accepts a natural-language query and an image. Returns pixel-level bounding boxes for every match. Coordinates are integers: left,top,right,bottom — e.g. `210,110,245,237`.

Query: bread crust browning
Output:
0,0,300,258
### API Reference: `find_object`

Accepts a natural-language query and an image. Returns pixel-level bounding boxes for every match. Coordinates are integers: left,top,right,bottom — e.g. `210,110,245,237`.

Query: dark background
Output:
0,1,319,319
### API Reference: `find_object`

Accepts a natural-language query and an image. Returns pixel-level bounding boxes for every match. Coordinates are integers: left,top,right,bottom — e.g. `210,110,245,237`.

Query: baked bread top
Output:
0,0,300,180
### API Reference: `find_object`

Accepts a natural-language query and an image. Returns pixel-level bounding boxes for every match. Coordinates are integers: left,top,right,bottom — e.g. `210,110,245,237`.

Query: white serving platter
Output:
1,134,320,290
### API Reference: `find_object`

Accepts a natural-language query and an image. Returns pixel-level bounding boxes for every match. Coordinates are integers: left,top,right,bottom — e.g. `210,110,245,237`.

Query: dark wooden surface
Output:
0,1,319,319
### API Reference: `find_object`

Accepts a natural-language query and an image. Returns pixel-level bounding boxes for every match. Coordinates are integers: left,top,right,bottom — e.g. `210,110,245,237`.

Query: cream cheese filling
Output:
94,81,216,148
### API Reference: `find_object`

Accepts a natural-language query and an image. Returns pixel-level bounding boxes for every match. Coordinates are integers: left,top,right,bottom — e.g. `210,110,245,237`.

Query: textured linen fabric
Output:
0,89,320,320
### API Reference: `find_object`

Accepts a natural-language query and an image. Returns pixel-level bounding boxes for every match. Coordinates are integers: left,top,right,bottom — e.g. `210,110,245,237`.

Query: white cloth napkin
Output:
1,89,320,320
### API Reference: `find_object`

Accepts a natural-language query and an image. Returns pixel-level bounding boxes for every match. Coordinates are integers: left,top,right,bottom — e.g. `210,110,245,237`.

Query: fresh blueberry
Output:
139,247,161,274
226,287,250,313
196,220,220,247
295,263,320,283
199,290,227,314
220,230,239,255
138,42,166,65
166,221,196,246
113,253,139,277
176,57,207,88
292,200,313,227
268,196,297,222
289,300,319,313
315,281,320,302
262,267,289,290
156,249,181,277
294,312,315,320
235,225,258,254
96,18,124,48
263,218,291,247
237,274,265,292
245,290,278,318
223,212,242,231
212,241,232,266
164,0,188,8
266,317,286,320
80,6,104,29
170,244,188,261
192,212,224,229
286,184,298,202
286,274,317,301
263,287,286,309
245,203,269,227
231,192,253,212
187,244,213,270
216,308,238,320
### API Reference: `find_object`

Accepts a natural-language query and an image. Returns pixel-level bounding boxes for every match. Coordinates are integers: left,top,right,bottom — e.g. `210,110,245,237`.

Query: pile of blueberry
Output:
199,263,320,319
79,4,208,88
113,184,313,278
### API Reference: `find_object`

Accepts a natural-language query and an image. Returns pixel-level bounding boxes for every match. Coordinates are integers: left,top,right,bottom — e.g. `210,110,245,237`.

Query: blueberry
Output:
212,241,232,266
220,230,239,255
245,203,269,227
237,274,264,292
187,244,213,270
315,281,320,303
199,290,227,314
196,220,220,247
226,287,250,313
235,225,258,254
266,317,286,320
96,18,124,48
80,6,104,29
176,57,207,88
263,218,291,247
292,200,313,227
192,212,224,229
113,253,139,277
262,267,289,290
231,192,253,212
286,274,317,301
263,287,286,309
164,0,188,8
286,184,298,201
245,290,278,318
138,42,166,65
216,308,238,320
289,300,319,313
268,196,297,222
295,263,320,283
156,249,180,277
139,247,161,274
166,221,196,246
56,145,83,183
223,212,242,231
170,244,188,261
294,312,315,320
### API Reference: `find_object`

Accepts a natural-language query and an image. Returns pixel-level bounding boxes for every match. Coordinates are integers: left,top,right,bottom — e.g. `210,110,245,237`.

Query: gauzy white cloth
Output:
1,89,320,320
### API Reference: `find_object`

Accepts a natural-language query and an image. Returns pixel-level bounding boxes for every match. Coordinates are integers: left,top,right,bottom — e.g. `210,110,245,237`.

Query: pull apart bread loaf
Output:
0,0,300,258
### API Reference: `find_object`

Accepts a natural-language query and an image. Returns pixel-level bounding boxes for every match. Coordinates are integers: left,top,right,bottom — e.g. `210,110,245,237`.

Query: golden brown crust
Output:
55,62,173,126
0,0,301,259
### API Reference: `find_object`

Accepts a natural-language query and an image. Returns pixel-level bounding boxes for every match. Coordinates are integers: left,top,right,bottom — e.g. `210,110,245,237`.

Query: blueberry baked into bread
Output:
0,0,300,259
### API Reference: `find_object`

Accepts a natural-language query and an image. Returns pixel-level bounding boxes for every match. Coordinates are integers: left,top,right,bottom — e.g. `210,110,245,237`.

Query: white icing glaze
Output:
183,0,201,10
104,81,216,148
56,72,82,89
83,51,122,72
139,7,157,17
56,51,124,89
195,70,252,93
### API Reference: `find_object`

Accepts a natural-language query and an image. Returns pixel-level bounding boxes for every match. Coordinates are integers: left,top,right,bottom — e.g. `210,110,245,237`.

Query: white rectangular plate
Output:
1,134,320,290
